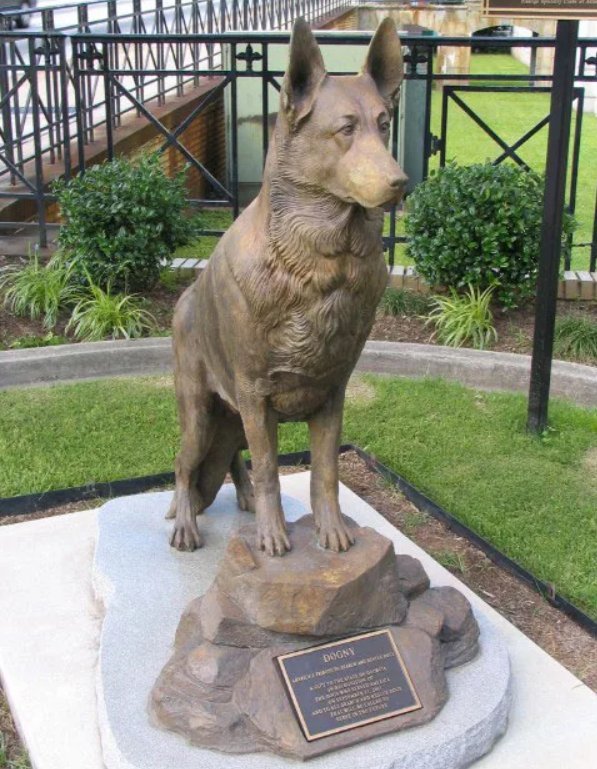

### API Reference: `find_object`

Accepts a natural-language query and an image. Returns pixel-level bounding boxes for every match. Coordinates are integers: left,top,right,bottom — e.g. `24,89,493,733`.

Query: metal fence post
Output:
58,35,71,180
102,42,114,161
230,42,239,218
207,0,214,68
527,20,579,434
41,11,57,164
175,0,183,96
221,0,227,33
106,0,121,125
191,0,199,86
590,192,597,273
71,37,86,174
0,37,16,185
132,0,143,113
28,37,47,248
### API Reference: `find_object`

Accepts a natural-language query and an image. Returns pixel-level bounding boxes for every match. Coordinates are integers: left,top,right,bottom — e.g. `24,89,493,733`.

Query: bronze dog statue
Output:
167,17,407,555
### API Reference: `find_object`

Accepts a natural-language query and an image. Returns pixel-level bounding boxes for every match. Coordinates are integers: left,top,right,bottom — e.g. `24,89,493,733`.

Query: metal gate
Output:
437,84,586,270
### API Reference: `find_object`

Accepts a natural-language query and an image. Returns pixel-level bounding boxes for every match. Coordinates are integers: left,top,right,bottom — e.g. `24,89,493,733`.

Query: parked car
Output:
472,25,514,54
0,0,36,29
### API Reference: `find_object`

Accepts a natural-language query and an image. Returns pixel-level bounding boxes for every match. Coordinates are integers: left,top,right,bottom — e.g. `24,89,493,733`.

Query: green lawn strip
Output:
342,376,597,618
175,209,232,260
0,378,179,496
1,375,595,617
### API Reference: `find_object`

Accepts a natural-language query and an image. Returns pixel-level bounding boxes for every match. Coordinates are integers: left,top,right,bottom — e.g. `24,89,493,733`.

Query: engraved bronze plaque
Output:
276,629,422,741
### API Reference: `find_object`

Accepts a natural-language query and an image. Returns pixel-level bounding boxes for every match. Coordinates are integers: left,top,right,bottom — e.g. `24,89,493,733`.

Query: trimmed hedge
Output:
405,163,575,308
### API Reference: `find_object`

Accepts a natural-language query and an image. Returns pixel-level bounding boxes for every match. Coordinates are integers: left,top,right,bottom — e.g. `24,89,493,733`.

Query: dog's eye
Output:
380,121,391,133
339,124,356,136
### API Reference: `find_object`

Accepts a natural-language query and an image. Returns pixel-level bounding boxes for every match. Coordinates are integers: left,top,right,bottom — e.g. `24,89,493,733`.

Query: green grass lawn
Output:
176,209,233,260
1,375,595,618
178,54,596,272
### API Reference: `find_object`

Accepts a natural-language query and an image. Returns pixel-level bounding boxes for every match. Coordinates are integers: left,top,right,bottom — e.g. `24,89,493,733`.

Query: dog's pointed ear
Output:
281,18,326,128
362,18,404,108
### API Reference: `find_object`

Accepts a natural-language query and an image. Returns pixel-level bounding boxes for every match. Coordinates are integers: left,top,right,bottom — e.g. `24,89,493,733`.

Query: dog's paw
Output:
169,519,204,552
236,486,256,514
318,519,355,553
165,499,176,520
257,522,291,557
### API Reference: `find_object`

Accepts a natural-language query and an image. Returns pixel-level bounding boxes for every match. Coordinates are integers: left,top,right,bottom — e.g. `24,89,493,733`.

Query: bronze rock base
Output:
149,515,480,760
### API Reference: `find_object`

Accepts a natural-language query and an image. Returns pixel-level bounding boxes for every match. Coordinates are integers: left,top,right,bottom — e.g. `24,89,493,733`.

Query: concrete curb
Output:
1,337,596,408
0,337,173,389
356,341,597,408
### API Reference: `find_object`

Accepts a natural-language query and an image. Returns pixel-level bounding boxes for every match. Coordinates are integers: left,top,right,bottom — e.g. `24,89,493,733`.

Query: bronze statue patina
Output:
167,17,407,555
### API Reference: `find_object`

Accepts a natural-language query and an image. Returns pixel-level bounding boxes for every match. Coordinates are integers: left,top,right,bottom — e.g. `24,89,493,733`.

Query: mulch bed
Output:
372,299,597,358
0,257,595,364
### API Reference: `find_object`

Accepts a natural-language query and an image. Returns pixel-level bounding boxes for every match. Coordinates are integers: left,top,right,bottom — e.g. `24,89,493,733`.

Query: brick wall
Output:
39,81,227,224
131,93,226,201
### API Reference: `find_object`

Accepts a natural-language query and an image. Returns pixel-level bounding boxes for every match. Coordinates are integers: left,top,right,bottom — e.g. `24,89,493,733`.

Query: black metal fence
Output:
0,0,346,34
0,19,596,269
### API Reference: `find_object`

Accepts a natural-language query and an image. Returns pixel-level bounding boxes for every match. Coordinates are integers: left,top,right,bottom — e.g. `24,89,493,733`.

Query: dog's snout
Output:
389,174,407,190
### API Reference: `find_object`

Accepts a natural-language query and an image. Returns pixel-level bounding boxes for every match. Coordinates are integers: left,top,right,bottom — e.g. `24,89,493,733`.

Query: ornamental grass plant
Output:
0,252,76,329
379,287,432,317
426,285,497,350
554,315,597,364
66,276,156,341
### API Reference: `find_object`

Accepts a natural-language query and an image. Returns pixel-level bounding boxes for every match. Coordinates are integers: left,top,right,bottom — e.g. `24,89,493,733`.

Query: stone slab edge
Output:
92,487,512,769
1,337,596,408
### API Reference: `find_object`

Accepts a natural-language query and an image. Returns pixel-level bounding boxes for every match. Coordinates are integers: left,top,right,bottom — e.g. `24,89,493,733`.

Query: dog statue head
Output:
276,17,407,210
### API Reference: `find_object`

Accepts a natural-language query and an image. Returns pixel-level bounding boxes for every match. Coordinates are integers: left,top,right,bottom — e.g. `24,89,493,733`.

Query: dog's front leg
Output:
309,384,355,553
238,395,290,556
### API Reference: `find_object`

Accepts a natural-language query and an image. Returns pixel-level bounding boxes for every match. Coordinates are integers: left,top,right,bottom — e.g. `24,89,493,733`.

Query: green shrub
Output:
66,277,156,341
405,163,575,308
379,287,432,316
426,285,497,350
554,315,597,364
0,253,76,329
53,155,195,292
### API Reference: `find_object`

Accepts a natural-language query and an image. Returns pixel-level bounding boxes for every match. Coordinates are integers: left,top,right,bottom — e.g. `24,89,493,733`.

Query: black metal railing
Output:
0,0,348,34
0,26,596,269
0,1,350,187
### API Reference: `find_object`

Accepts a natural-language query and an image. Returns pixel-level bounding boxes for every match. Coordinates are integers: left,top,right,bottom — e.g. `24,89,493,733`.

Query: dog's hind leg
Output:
194,415,247,513
168,377,216,550
230,452,255,513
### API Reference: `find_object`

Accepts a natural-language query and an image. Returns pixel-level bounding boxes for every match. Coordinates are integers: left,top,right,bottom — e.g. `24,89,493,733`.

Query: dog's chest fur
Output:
239,197,387,416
